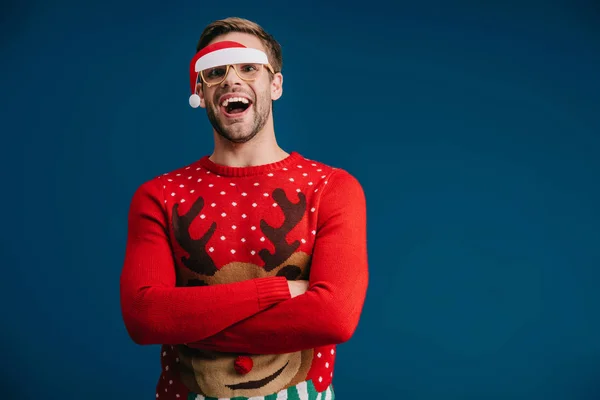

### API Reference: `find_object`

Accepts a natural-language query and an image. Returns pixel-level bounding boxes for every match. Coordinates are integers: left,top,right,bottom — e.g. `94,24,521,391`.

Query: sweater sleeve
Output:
186,169,369,354
119,177,291,346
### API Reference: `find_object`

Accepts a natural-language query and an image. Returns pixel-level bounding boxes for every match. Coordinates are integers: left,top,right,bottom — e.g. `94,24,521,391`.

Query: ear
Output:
270,72,283,101
196,82,206,108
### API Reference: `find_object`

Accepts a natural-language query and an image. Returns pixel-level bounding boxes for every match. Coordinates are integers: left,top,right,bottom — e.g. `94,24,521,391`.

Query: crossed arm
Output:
187,170,369,354
120,169,368,351
120,178,291,345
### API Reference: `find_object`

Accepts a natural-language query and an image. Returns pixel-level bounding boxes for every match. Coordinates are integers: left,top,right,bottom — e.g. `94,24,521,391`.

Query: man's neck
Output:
209,129,289,168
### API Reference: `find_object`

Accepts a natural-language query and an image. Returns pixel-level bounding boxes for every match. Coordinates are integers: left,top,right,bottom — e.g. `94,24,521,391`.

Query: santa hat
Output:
189,41,270,108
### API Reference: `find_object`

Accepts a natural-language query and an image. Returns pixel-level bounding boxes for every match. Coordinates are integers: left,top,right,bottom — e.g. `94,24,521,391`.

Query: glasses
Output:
199,63,275,87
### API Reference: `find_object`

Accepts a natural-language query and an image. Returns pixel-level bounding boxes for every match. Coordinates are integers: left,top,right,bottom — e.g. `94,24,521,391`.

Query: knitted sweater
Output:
120,151,368,400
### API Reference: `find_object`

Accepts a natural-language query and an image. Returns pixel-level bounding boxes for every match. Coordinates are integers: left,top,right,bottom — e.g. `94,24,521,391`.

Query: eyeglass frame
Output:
199,63,275,88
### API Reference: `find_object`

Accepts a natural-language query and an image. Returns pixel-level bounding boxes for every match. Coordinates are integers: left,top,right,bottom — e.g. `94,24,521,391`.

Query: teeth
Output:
221,97,250,107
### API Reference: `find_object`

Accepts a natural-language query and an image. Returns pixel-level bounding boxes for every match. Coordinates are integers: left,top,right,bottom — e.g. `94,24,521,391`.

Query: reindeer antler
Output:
172,197,218,276
260,188,307,271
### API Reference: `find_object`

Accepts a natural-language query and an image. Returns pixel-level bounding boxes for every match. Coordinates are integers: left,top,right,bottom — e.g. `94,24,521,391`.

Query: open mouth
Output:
225,361,288,390
220,96,252,118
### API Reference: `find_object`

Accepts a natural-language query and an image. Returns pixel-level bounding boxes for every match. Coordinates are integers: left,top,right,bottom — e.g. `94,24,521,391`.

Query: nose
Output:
234,355,253,375
221,65,243,87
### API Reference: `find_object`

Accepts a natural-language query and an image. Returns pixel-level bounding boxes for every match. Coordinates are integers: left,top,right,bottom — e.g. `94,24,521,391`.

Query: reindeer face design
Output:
171,188,313,398
175,346,314,399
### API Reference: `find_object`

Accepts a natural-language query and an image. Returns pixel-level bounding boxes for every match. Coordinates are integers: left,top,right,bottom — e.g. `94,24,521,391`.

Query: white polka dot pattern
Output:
162,160,326,269
153,154,341,399
156,345,186,399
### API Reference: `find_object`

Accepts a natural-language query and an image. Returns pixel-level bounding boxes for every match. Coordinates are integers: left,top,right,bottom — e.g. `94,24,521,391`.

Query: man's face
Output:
197,32,283,144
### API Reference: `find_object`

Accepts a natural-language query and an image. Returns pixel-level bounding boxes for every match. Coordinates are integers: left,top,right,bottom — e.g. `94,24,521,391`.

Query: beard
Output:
206,87,271,144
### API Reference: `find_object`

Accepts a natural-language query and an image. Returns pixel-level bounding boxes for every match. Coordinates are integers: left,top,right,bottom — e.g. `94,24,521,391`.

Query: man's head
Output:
192,17,283,144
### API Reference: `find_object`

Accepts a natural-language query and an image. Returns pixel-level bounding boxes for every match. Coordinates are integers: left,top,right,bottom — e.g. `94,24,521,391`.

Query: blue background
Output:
2,0,599,399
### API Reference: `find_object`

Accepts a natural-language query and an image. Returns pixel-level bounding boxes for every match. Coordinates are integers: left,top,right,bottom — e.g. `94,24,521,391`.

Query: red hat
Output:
189,41,270,108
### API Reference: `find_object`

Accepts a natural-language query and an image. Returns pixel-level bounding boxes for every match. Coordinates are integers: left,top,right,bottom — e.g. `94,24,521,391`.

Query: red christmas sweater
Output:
120,151,368,400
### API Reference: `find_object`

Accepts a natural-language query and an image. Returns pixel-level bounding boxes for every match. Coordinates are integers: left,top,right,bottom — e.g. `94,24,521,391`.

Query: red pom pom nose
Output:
234,355,253,375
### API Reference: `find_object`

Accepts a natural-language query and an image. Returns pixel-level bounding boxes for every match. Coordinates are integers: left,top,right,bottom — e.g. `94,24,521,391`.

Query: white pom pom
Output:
189,94,201,108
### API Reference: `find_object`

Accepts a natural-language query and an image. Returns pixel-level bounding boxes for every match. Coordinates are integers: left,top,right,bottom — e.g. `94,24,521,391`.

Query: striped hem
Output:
187,381,334,400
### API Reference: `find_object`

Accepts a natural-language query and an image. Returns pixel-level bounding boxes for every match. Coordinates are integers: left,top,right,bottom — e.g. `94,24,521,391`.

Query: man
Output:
120,17,368,400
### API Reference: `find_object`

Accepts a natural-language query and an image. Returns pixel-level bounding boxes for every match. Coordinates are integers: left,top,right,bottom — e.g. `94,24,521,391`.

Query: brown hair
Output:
196,17,283,74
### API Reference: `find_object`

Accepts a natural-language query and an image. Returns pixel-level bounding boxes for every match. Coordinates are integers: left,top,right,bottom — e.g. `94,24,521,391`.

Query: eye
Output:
206,67,226,78
240,64,259,73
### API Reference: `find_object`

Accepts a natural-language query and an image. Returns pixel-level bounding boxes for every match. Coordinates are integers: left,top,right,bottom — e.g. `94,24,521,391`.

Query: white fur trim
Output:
195,47,269,71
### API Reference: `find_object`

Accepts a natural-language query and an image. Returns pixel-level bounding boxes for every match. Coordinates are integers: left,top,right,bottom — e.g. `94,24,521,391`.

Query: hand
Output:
287,280,309,298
